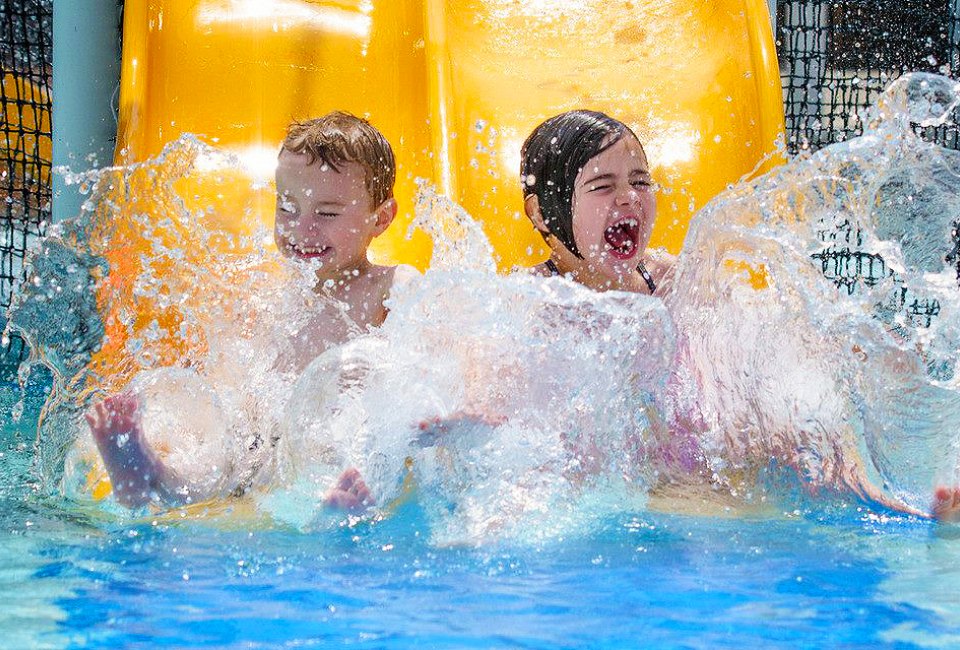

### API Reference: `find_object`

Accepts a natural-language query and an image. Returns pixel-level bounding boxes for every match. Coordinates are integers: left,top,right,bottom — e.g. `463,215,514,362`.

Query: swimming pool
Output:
4,69,960,648
4,380,960,649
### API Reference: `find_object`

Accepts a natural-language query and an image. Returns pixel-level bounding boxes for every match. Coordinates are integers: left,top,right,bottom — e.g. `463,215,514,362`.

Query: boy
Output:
86,112,403,512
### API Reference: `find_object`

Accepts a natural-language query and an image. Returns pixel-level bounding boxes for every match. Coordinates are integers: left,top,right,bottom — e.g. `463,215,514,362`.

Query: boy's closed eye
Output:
277,196,298,214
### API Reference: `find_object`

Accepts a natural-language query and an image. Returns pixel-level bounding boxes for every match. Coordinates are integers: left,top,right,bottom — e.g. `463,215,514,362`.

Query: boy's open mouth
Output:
289,244,331,260
604,218,641,260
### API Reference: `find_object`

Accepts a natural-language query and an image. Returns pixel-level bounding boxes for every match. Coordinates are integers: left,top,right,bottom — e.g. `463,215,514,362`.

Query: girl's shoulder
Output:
529,262,556,277
645,247,677,294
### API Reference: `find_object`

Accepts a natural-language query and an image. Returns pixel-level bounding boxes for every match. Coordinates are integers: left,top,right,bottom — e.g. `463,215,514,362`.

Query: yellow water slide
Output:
92,0,783,386
115,0,784,265
85,0,784,499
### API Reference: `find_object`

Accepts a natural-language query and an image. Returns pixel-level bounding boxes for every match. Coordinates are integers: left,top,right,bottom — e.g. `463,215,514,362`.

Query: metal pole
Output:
51,0,122,222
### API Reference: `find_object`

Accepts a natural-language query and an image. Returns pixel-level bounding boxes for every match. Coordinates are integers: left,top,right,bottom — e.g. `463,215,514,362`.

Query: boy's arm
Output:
85,393,202,508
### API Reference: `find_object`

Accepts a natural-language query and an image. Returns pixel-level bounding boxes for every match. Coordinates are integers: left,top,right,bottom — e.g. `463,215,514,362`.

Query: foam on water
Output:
7,73,960,542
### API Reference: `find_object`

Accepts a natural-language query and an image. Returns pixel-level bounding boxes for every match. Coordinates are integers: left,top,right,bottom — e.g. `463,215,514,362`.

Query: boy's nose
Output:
290,218,320,236
277,218,319,244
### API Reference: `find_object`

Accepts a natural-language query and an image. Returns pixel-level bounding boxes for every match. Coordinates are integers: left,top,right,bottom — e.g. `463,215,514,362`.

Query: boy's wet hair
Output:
521,110,642,259
283,111,396,207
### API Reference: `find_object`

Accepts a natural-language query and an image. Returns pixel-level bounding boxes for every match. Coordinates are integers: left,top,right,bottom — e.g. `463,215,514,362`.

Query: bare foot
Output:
932,487,960,522
323,467,372,512
85,393,164,507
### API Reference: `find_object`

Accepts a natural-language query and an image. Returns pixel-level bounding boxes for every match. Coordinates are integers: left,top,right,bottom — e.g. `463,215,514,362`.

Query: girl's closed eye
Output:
314,210,340,219
587,183,613,193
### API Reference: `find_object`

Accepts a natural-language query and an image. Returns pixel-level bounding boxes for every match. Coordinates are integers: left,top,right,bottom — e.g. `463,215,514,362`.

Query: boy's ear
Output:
524,194,550,236
372,197,398,236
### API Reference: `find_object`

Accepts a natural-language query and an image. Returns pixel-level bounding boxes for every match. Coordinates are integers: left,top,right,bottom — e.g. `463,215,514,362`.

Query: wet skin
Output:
529,134,658,292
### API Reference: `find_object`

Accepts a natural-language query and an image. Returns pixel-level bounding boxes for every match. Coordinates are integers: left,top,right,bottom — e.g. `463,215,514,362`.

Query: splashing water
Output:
8,136,363,496
8,73,960,542
9,133,675,544
668,72,960,513
273,264,673,543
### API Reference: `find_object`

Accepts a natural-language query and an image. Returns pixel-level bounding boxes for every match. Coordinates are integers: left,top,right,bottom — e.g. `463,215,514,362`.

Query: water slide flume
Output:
114,0,783,261
81,0,784,503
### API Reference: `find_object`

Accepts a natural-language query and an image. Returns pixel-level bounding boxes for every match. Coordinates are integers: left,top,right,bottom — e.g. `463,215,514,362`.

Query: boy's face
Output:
274,150,382,279
570,135,656,283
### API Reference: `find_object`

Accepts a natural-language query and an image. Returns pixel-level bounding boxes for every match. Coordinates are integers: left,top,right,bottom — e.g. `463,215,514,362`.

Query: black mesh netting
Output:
1,0,51,368
778,0,960,153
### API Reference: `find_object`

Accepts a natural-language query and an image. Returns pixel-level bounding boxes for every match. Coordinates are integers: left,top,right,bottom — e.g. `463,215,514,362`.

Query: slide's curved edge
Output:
746,0,788,176
115,0,148,165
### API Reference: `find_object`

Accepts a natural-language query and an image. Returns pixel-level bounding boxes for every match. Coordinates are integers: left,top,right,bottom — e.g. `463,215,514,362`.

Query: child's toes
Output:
338,468,361,489
352,480,370,501
933,486,960,522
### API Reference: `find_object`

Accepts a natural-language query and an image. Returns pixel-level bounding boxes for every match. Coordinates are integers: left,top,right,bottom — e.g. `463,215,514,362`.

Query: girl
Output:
520,110,673,294
519,110,959,522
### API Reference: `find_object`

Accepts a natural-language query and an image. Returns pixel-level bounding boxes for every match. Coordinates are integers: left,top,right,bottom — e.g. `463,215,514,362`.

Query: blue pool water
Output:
4,382,960,649
5,73,960,648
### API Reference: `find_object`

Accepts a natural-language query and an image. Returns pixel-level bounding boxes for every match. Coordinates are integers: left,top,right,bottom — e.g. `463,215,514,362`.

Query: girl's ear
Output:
372,197,398,236
524,194,550,236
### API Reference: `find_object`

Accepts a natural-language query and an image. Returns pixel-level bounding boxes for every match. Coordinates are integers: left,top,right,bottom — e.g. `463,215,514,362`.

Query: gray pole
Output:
51,0,122,222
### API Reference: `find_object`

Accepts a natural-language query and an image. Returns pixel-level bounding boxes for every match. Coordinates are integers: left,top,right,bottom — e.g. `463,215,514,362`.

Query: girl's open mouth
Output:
604,218,641,260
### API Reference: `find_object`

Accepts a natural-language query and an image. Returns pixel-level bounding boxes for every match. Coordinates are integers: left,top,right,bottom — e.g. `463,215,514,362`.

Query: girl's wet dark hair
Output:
521,110,640,258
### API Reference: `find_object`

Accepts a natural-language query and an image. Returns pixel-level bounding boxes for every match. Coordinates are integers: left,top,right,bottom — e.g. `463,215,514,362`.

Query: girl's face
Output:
570,134,656,284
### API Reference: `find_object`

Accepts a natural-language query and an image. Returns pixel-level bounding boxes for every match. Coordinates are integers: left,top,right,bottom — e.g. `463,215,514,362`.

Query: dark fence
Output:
778,0,960,153
1,0,51,367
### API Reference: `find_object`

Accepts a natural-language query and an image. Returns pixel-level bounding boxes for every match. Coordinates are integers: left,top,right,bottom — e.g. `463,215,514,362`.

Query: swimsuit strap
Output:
636,259,657,294
546,257,656,293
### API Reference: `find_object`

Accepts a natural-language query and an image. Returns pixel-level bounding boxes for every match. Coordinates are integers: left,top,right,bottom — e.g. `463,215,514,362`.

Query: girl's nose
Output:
615,184,640,206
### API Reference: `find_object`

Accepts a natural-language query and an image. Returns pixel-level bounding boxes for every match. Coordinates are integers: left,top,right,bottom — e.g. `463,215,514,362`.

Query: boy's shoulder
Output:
383,263,422,295
372,263,421,304
391,263,422,285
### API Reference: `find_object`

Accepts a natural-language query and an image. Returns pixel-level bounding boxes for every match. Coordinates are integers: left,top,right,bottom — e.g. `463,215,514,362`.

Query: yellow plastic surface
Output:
1,72,51,192
92,0,785,500
115,0,784,266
